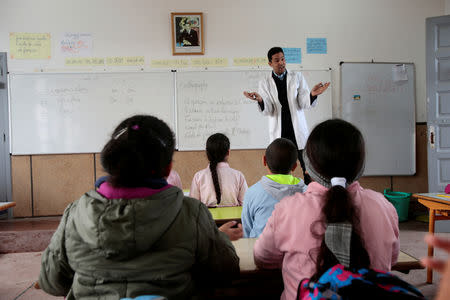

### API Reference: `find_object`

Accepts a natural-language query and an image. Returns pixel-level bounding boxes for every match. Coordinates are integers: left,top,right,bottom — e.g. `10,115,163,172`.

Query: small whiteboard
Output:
176,69,332,150
9,72,175,154
340,62,416,175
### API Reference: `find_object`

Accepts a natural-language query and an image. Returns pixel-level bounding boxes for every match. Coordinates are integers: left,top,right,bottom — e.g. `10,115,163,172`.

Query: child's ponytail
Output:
206,133,230,205
304,119,369,280
209,161,222,204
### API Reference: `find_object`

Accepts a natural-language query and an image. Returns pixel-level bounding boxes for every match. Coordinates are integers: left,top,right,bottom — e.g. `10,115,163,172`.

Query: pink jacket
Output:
167,169,182,189
190,162,248,207
254,182,399,300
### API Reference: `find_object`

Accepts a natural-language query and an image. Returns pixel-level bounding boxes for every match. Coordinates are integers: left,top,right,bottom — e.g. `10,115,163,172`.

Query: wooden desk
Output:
412,193,450,283
0,202,16,219
208,206,242,225
232,238,423,275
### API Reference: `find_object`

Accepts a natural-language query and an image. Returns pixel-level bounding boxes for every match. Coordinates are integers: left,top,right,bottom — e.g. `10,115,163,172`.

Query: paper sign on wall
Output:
150,59,190,68
10,33,51,59
233,57,267,66
60,33,92,56
392,64,408,82
106,56,145,66
282,48,301,64
65,57,105,66
306,38,327,54
191,58,228,67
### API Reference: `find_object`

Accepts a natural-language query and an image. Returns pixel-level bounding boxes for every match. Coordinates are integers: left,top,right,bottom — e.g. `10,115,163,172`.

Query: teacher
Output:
243,47,330,183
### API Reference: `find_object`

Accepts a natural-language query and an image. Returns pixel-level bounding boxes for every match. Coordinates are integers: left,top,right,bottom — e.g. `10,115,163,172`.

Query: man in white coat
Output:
243,47,330,183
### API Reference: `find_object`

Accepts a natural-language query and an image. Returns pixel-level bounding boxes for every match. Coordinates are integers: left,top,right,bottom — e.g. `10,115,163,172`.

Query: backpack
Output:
297,264,425,300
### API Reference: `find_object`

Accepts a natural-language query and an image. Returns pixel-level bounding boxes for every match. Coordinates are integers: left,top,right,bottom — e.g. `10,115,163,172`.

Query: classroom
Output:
1,0,450,299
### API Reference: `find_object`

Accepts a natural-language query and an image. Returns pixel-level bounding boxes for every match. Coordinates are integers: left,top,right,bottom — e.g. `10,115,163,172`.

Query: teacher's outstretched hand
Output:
243,91,262,103
311,82,330,97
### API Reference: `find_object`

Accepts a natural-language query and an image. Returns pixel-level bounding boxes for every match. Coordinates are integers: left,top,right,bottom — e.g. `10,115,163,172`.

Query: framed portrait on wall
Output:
171,12,204,55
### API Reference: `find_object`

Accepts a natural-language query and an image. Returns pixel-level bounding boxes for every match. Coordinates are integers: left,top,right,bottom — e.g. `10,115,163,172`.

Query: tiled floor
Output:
0,219,448,299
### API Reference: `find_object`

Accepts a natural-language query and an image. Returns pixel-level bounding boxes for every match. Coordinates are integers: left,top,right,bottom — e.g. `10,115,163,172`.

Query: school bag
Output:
297,264,425,300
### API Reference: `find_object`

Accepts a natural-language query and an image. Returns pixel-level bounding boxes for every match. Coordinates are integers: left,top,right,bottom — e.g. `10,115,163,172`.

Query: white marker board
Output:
340,62,416,176
176,69,332,150
9,72,175,154
8,69,331,154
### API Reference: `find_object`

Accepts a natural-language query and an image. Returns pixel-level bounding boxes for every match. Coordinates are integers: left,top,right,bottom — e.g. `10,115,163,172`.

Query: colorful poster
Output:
60,33,92,56
282,48,301,64
10,33,51,59
306,38,327,54
233,57,267,66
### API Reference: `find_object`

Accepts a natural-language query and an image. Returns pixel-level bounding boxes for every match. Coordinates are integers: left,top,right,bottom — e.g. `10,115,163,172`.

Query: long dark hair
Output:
305,119,370,280
101,115,175,187
206,133,230,205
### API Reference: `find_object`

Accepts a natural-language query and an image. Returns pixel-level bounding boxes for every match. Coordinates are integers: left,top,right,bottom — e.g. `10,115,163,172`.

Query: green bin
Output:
383,189,411,222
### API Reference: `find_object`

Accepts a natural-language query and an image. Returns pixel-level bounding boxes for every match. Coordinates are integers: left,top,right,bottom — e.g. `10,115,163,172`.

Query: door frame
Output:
0,52,12,205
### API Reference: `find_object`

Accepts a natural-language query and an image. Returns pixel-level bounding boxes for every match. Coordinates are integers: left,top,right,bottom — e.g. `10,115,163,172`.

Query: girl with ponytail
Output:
190,133,248,207
254,119,399,300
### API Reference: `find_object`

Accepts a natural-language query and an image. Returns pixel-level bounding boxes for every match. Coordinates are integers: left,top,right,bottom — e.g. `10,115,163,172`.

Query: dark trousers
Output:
297,149,311,184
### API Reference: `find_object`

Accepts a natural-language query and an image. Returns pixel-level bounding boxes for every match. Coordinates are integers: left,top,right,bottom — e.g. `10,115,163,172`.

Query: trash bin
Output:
383,189,411,222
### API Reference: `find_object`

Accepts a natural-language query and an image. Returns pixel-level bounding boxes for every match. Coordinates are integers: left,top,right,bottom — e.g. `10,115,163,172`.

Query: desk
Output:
412,193,450,283
208,206,242,225
0,202,16,219
232,238,423,275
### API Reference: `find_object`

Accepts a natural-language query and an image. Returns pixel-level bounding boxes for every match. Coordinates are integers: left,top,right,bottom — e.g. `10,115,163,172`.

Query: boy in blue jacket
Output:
242,138,307,237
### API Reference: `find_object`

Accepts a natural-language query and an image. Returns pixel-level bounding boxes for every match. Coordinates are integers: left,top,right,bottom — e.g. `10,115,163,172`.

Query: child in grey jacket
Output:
39,115,241,300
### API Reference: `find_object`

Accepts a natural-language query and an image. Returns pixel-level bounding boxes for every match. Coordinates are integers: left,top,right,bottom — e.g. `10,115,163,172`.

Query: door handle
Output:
429,125,435,149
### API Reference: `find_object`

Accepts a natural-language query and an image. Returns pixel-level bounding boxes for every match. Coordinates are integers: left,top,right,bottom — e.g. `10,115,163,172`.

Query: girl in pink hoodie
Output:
254,119,399,300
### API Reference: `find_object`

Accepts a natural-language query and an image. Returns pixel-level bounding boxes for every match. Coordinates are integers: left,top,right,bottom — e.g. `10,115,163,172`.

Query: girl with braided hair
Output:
190,133,248,207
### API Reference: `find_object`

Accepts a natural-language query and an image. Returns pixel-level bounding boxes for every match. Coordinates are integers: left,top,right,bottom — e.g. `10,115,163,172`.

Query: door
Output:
0,53,11,204
426,16,450,231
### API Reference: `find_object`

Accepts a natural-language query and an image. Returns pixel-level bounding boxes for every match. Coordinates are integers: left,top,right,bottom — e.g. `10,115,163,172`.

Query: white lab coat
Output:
258,69,316,149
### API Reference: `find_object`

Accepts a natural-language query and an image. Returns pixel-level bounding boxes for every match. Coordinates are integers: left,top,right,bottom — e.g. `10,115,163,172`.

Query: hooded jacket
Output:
254,182,399,300
242,175,306,238
39,185,239,300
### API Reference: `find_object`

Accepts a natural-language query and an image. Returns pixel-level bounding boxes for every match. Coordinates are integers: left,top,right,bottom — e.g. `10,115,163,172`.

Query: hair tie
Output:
331,177,347,188
114,128,127,139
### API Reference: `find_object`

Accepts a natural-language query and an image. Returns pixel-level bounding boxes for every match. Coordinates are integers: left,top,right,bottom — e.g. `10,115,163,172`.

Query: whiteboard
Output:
176,69,332,150
8,69,331,154
340,62,416,176
9,72,175,154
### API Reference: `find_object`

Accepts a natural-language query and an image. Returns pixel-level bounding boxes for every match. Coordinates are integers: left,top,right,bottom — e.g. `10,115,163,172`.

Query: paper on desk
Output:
392,64,408,82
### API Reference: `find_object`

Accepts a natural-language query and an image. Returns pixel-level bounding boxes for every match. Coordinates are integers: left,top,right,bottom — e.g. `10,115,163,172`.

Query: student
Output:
166,169,182,189
190,133,248,207
242,138,307,238
253,119,399,300
38,115,241,300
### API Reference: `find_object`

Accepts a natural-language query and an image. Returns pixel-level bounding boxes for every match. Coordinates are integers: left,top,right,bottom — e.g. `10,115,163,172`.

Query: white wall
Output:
0,0,445,122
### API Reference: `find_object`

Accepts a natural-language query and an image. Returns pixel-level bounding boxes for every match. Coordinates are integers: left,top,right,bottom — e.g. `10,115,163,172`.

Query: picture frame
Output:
171,12,204,55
